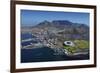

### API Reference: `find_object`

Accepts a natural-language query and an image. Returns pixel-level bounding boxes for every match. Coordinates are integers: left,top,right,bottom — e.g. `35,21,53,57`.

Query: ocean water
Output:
21,33,36,40
21,47,89,63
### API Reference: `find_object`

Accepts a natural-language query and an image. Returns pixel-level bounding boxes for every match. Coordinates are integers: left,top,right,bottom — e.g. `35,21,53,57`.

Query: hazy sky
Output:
21,10,90,26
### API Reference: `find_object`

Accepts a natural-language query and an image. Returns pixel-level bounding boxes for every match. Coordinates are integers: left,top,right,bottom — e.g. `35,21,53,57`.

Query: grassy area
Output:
63,40,89,54
63,45,77,54
74,40,89,49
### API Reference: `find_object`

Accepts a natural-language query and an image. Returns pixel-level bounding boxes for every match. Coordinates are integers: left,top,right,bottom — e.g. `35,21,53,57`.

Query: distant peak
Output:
52,20,73,25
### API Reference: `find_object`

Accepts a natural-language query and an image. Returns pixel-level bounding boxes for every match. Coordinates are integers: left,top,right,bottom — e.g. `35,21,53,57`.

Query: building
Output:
64,41,75,47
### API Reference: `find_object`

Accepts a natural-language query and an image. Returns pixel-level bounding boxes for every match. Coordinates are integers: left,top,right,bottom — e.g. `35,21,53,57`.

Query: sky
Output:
21,9,90,26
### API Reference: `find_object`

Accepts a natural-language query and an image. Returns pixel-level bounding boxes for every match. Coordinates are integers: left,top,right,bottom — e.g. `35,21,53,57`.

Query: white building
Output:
64,41,75,47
